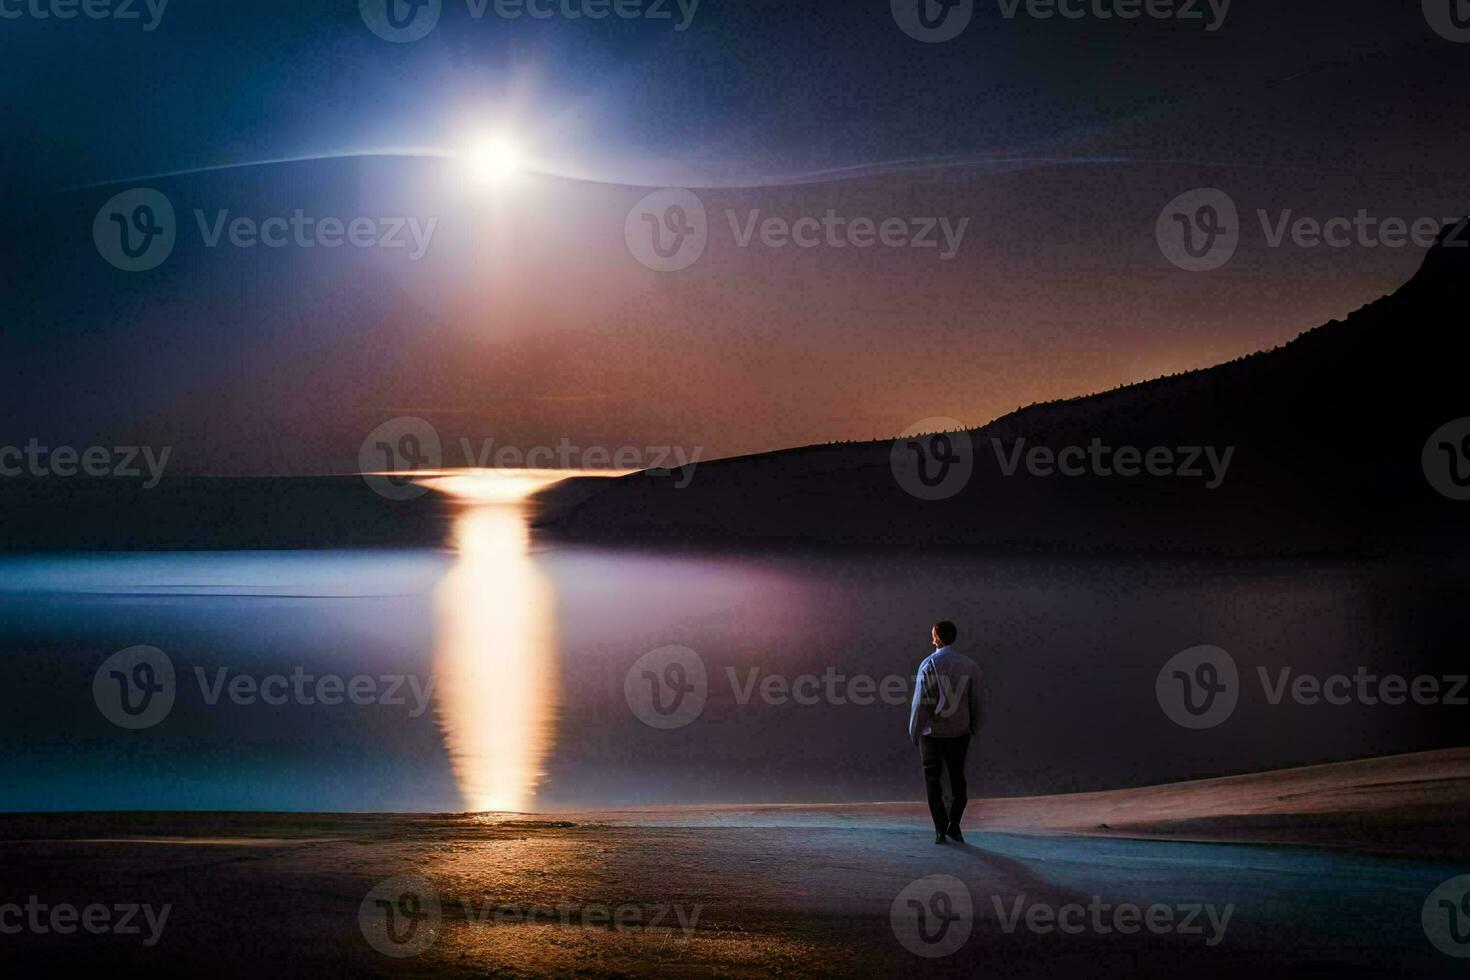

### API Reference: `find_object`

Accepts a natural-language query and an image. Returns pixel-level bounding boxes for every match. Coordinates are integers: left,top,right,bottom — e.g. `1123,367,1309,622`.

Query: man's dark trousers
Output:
920,734,971,833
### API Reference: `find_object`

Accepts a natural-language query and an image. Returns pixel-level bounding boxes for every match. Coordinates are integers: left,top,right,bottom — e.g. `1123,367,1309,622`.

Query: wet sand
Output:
2,749,1466,977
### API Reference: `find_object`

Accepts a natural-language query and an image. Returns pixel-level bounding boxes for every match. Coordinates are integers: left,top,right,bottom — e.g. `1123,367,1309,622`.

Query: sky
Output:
1,0,1467,474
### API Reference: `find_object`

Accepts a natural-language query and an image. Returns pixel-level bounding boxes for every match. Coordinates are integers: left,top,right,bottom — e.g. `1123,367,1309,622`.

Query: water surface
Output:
0,473,1463,812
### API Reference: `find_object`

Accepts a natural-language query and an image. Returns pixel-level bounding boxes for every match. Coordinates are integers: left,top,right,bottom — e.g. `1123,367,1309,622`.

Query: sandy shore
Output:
3,749,1467,977
570,746,1470,859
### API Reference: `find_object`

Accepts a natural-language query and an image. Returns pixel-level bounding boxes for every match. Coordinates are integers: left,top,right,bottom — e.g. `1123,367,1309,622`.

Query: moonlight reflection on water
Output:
423,469,624,813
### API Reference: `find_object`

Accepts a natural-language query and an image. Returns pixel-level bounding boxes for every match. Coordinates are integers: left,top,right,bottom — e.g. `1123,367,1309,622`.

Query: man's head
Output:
931,620,958,648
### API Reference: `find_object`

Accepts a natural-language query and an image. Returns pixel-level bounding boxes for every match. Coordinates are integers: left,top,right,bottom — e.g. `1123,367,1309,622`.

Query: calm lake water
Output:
0,477,1463,813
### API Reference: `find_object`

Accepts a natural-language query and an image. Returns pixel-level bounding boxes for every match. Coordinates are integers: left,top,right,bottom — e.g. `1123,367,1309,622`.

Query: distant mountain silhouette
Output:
538,219,1470,556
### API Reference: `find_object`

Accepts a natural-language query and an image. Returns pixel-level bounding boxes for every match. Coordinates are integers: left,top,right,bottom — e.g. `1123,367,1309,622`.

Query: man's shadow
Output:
937,832,1097,907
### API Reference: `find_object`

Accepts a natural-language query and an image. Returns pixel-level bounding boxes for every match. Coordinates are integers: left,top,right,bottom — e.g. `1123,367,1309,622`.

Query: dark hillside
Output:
538,220,1470,556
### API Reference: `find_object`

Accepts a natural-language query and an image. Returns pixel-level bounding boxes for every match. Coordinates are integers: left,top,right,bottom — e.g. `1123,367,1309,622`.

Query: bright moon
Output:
463,135,527,185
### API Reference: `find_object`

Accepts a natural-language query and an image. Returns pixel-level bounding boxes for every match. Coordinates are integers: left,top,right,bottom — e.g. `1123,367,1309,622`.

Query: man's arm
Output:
908,662,930,746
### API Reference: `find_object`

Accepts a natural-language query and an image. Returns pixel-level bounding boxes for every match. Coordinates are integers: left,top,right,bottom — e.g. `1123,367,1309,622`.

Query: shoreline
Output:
3,749,1466,976
6,747,1465,858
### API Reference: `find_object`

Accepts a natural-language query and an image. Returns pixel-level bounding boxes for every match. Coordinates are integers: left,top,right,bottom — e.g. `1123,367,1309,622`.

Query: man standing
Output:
908,620,984,844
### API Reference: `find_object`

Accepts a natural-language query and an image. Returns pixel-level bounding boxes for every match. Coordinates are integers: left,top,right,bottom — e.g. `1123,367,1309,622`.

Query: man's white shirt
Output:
908,645,984,744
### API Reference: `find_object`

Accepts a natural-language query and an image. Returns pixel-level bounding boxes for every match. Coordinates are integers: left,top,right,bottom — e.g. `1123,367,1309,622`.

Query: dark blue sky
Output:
2,1,1467,472
6,1,1463,192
